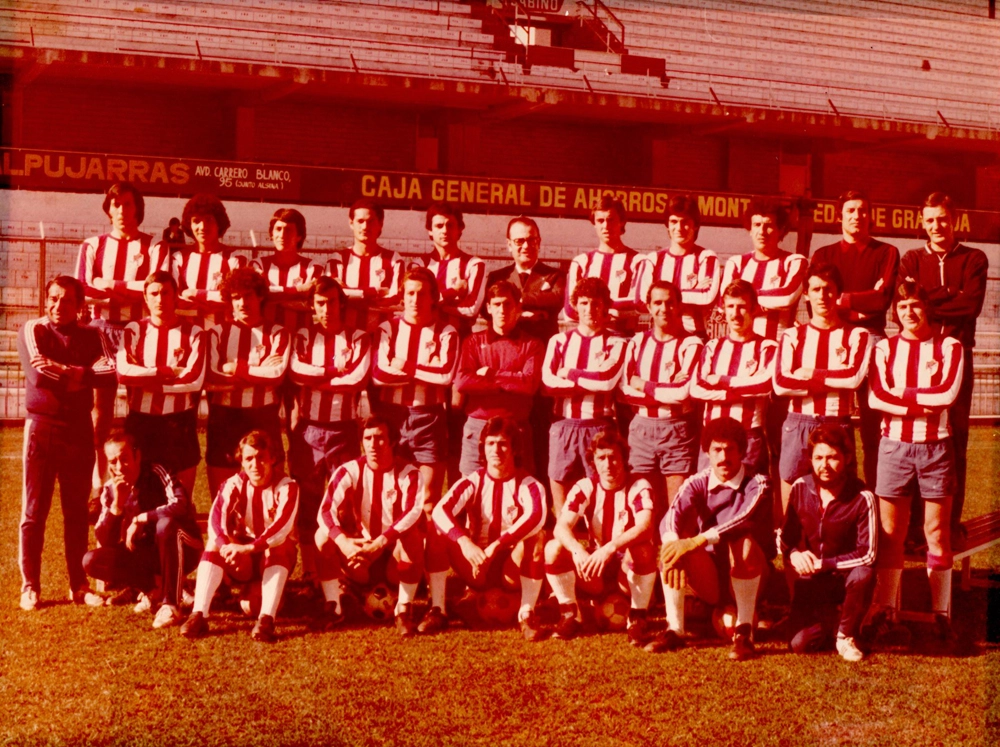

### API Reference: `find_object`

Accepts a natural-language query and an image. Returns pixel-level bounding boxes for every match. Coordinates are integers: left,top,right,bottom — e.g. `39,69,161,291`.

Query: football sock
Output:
662,579,685,634
627,569,656,610
428,571,448,613
519,576,543,619
260,565,289,619
398,581,418,608
546,571,577,606
927,569,952,617
731,574,760,628
193,561,223,617
321,579,342,609
874,568,903,610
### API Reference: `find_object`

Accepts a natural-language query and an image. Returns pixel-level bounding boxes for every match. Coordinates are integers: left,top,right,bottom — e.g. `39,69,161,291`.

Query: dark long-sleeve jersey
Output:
455,327,544,421
94,461,196,547
811,238,899,334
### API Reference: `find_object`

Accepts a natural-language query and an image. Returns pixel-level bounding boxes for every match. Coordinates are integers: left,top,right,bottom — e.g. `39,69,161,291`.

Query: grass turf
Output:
0,425,998,747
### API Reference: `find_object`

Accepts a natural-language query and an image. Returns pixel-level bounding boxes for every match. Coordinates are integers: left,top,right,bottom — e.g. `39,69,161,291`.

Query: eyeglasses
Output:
510,237,540,247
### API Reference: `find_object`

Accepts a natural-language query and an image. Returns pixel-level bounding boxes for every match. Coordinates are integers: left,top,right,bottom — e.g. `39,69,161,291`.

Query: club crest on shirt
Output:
686,272,699,286
266,494,279,523
766,274,782,288
505,503,519,522
615,269,627,281
374,268,386,281
743,358,759,375
132,252,144,265
385,487,398,502
925,359,940,375
212,271,223,284
835,346,848,364
618,508,628,524
172,346,187,363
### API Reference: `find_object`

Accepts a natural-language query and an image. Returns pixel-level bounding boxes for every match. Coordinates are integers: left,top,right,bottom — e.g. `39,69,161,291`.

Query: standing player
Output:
866,281,964,643
326,199,405,332
116,271,205,496
564,196,644,334
618,280,702,516
647,417,771,660
205,267,291,497
772,263,871,523
544,429,657,645
76,182,169,497
315,417,424,635
636,195,721,339
542,278,628,515
180,431,299,642
455,281,544,476
690,280,778,477
900,192,988,541
431,417,548,640
289,277,371,587
252,208,323,334
782,425,877,662
18,276,117,610
811,190,899,489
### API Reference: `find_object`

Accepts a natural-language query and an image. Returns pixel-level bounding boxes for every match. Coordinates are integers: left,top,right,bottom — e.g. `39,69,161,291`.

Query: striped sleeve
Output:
371,322,409,386
645,336,702,405
163,326,206,394
562,254,587,320
772,328,809,397
868,338,915,416
238,325,290,384
413,324,458,386
568,336,627,392
757,253,807,308
149,464,191,521
629,479,655,516
318,463,356,540
813,328,872,389
681,248,721,309
209,478,239,546
541,333,574,394
433,474,478,544
252,479,299,551
705,474,770,543
822,490,878,571
382,465,424,543
498,477,546,547
909,337,964,409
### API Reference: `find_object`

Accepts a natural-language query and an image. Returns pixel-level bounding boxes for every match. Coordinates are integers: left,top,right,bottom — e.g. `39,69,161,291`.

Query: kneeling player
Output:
431,417,547,640
545,429,657,645
649,417,770,660
314,417,424,636
781,425,877,662
180,431,299,643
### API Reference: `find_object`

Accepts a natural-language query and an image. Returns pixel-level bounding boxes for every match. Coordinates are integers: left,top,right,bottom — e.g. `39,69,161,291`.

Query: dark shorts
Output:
779,412,853,484
289,420,360,529
547,418,613,483
875,438,956,501
124,408,201,474
206,404,283,469
90,318,126,354
698,427,768,476
382,404,447,465
627,415,696,475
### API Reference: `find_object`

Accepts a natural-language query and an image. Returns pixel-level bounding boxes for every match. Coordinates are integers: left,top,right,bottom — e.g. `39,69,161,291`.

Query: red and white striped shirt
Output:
318,458,423,543
116,318,206,415
251,254,323,332
619,331,703,419
690,335,777,430
326,247,404,331
290,325,371,424
432,468,547,549
414,251,486,330
773,324,872,418
371,317,458,407
76,233,169,323
636,246,721,336
564,249,643,321
206,320,291,409
171,248,247,328
564,477,655,545
542,328,627,420
722,251,807,341
868,334,964,443
209,472,299,551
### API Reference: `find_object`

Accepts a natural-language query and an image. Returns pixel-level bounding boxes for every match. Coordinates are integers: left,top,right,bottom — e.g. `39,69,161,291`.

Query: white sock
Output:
546,571,577,606
398,581,419,608
519,576,543,617
259,565,289,619
874,568,903,610
927,569,952,617
627,569,656,610
662,579,685,634
731,575,760,628
193,560,223,616
320,579,342,609
428,571,449,613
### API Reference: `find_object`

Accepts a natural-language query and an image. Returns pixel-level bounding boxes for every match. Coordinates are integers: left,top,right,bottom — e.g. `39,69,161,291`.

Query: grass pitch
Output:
0,426,998,747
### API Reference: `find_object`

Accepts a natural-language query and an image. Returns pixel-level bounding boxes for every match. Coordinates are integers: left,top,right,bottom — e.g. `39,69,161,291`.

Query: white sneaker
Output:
836,635,864,662
152,604,182,629
69,588,104,607
20,589,38,611
133,593,154,614
180,589,194,608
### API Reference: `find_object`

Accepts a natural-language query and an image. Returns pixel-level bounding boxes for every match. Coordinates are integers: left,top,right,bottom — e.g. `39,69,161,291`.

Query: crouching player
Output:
180,431,298,642
545,429,657,645
781,425,877,662
431,417,547,640
648,417,770,660
314,417,424,636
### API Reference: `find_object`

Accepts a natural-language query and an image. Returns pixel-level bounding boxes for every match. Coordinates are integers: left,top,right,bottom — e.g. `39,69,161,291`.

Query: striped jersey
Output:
325,247,404,331
773,323,871,418
690,335,777,430
868,333,964,443
208,472,299,550
564,248,643,321
433,468,547,548
171,247,246,328
662,468,769,544
371,317,458,407
721,251,807,340
636,246,721,336
619,331,703,418
413,250,487,331
76,233,168,323
318,458,423,543
116,318,206,415
542,328,627,420
206,320,291,408
290,325,371,424
251,254,323,332
564,477,655,545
